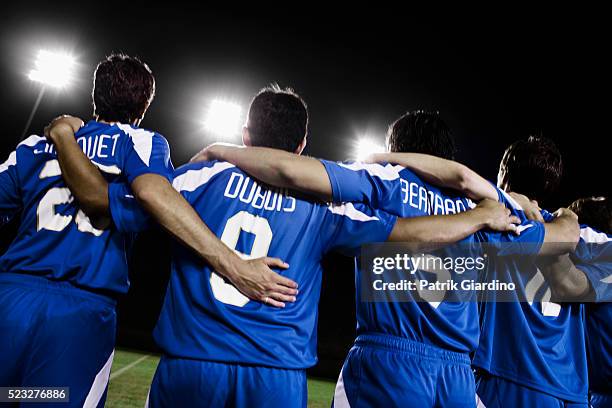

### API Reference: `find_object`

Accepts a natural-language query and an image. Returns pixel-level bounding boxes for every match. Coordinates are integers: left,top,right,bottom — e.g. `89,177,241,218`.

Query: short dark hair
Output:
93,54,155,124
386,111,456,159
246,85,308,152
498,136,562,203
569,197,611,234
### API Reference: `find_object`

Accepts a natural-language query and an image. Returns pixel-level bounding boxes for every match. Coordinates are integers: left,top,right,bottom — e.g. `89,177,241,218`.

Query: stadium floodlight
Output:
354,137,386,161
204,99,243,139
22,49,77,138
28,49,76,88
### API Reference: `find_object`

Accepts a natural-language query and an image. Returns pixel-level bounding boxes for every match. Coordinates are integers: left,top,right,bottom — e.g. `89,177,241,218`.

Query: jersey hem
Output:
157,349,317,371
0,272,117,307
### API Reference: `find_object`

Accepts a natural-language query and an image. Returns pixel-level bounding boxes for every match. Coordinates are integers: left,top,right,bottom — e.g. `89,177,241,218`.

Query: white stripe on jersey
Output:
173,162,236,192
1,135,46,173
327,202,379,222
601,275,612,284
515,223,535,235
91,160,122,175
580,226,612,243
39,160,62,178
338,162,404,181
117,124,154,166
499,189,523,211
0,151,16,173
21,134,46,147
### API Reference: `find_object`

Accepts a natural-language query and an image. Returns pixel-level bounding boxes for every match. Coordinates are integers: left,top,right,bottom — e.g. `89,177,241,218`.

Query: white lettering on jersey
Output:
223,172,296,213
400,177,468,215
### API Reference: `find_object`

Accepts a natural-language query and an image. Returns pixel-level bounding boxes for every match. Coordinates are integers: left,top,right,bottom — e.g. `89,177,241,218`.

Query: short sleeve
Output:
116,125,174,184
322,202,397,257
0,149,22,225
320,160,404,212
572,226,612,302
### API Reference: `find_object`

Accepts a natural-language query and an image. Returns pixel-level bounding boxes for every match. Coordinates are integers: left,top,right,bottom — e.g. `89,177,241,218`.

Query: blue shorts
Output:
147,355,307,408
0,273,116,408
333,333,476,408
475,371,588,408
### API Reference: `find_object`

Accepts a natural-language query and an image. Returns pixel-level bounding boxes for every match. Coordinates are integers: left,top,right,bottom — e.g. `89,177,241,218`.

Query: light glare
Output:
204,99,243,139
28,50,76,88
354,138,386,161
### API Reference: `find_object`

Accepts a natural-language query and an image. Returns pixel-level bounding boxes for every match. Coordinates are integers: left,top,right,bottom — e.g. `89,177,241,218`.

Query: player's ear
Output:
242,126,252,147
497,164,508,190
294,137,307,155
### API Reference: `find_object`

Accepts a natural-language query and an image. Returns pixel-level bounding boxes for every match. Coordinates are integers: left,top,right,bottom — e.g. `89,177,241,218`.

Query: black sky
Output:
1,5,609,207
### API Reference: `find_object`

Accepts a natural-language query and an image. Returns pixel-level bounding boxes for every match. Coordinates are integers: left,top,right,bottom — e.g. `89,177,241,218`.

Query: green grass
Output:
107,348,335,407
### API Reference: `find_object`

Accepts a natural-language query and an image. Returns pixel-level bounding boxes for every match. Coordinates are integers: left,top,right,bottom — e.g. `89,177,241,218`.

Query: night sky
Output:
1,4,609,376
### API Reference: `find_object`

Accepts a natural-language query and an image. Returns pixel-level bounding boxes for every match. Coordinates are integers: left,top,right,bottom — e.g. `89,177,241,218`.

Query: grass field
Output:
107,349,335,407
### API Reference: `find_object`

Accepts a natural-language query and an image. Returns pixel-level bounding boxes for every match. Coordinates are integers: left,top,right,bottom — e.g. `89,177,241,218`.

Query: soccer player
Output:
545,197,611,408
467,136,598,407
572,197,612,408
47,90,519,407
198,111,580,407
0,55,295,407
365,136,611,407
367,137,612,407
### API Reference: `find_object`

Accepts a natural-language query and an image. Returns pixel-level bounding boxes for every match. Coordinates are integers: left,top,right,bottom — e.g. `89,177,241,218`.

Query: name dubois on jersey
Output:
224,172,296,213
399,178,474,215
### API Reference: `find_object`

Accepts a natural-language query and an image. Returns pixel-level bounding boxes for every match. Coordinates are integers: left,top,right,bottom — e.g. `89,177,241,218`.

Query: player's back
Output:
319,161,546,355
581,229,612,397
0,120,172,296
152,160,394,369
353,165,486,353
474,213,610,403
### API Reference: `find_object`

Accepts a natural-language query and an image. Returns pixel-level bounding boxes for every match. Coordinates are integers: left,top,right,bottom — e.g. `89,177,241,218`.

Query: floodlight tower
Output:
22,50,76,138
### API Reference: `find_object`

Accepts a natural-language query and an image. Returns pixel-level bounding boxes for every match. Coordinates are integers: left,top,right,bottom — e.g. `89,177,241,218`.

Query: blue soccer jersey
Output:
320,160,545,354
0,120,173,296
578,229,612,397
109,160,397,369
574,227,612,302
475,219,611,404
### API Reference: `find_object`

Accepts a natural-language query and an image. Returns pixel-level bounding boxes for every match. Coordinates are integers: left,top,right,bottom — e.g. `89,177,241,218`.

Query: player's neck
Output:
95,116,137,127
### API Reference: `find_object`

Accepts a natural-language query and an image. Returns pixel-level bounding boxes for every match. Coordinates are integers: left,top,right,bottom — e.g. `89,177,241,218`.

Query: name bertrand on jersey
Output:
399,177,475,215
335,162,476,216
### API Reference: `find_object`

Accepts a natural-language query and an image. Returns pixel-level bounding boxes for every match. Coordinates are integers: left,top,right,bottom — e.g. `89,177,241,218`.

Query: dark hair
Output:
246,85,308,152
569,197,611,234
93,54,155,124
498,136,562,204
386,110,456,159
